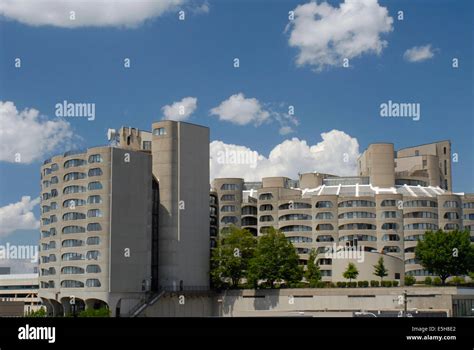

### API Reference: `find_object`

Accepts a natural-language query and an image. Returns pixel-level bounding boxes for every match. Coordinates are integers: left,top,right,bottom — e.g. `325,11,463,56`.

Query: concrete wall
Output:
331,251,404,283
152,121,210,290
110,148,152,293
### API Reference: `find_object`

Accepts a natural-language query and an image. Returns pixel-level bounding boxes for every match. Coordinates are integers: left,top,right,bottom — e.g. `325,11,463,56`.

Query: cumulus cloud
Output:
0,196,40,237
210,129,359,181
0,101,74,163
286,0,393,71
0,0,197,28
210,93,271,126
403,44,436,62
162,97,198,121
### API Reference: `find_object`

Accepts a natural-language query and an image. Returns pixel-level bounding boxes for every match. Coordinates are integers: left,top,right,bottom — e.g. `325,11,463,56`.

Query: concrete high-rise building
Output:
39,121,209,316
212,141,473,283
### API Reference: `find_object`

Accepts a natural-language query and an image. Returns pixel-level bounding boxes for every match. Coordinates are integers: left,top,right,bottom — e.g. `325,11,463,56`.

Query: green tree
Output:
210,226,257,288
248,227,302,288
343,263,359,283
305,249,321,287
415,229,474,285
373,256,389,283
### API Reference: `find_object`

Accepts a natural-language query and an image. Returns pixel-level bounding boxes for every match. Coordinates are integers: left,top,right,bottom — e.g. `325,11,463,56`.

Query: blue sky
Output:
0,0,472,268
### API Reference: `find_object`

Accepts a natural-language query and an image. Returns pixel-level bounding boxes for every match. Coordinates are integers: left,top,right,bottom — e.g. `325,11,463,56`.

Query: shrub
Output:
405,275,416,286
347,282,357,288
381,280,392,287
328,282,336,288
448,276,465,286
315,281,326,288
392,280,399,287
357,281,369,288
424,277,432,285
370,280,379,287
433,277,442,286
78,307,110,317
26,308,47,317
336,281,347,288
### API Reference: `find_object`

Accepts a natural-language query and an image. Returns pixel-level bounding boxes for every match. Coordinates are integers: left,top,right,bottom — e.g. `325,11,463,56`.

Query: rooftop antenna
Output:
107,128,119,146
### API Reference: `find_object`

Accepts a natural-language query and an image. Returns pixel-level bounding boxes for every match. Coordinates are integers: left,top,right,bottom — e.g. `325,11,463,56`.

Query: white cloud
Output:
287,0,393,71
0,0,189,28
279,126,294,135
210,129,360,181
210,93,270,126
162,97,198,121
403,44,436,62
0,101,74,163
0,196,40,237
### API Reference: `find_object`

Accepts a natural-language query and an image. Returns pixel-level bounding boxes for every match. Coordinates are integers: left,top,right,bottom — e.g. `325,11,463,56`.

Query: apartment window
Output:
339,223,376,230
259,215,273,222
381,199,397,207
281,225,312,232
62,225,86,234
153,127,167,136
64,172,86,182
50,202,58,210
86,279,101,288
422,159,427,167
50,227,56,235
316,224,334,231
51,189,58,197
279,202,312,210
86,265,101,273
382,246,401,253
88,181,103,190
50,176,59,184
61,280,84,288
241,217,257,226
415,150,419,156
62,239,84,248
259,204,273,211
241,206,257,215
382,234,400,241
50,163,59,172
444,223,459,230
404,223,438,230
88,154,103,163
444,212,459,220
315,212,334,220
63,185,87,194
87,195,102,204
61,266,84,274
287,236,312,243
221,183,239,191
259,193,273,201
338,211,376,219
279,213,312,221
444,160,447,175
381,223,398,230
143,141,152,150
63,199,86,208
63,212,86,221
61,252,84,261
87,209,103,218
87,223,102,231
220,205,236,212
86,237,100,245
88,168,103,177
443,147,447,155
316,235,334,242
64,159,86,168
338,200,375,208
444,179,448,190
86,250,100,260
220,194,235,201
443,200,459,208
221,216,238,224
